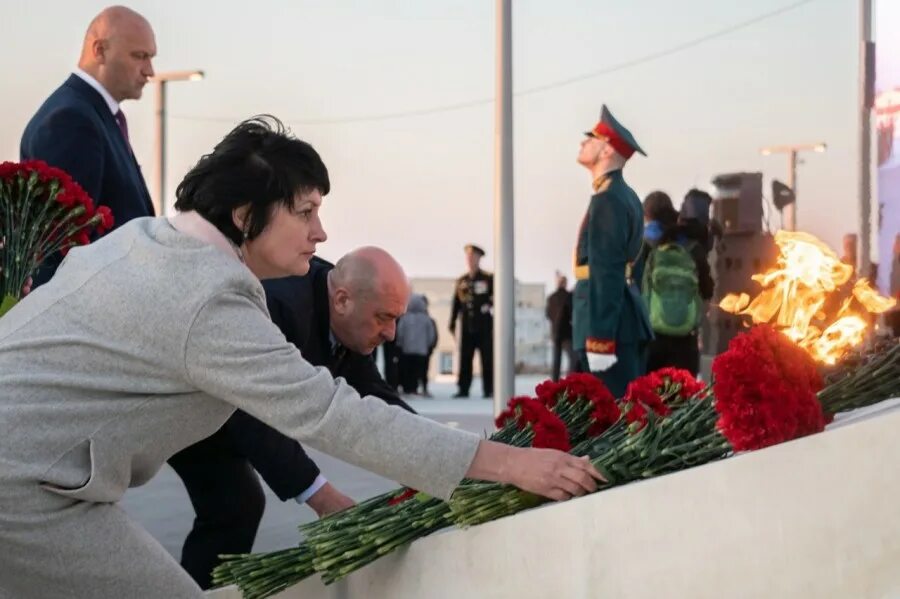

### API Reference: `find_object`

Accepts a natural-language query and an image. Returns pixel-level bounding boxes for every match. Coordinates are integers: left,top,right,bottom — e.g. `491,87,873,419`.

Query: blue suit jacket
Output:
20,74,154,286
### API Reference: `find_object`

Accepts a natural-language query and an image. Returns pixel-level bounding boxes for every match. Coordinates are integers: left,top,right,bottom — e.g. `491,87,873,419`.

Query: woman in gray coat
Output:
0,117,600,599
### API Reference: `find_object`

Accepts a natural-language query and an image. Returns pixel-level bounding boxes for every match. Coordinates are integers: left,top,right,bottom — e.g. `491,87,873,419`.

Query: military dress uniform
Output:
573,106,654,397
450,253,494,397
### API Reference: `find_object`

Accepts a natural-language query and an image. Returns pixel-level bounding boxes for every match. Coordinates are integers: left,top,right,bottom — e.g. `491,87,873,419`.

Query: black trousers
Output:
400,354,428,393
551,338,577,381
168,412,315,589
458,326,492,395
646,332,700,376
168,433,265,589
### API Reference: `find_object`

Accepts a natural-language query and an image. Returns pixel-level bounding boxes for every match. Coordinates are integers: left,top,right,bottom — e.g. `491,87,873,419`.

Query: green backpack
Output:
641,241,701,336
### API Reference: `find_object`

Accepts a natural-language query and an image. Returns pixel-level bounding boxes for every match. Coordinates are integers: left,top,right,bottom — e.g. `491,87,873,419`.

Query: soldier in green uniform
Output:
449,244,493,398
573,105,653,397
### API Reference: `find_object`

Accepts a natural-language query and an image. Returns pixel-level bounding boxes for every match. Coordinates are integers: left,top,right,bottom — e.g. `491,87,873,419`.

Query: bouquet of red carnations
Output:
0,160,113,316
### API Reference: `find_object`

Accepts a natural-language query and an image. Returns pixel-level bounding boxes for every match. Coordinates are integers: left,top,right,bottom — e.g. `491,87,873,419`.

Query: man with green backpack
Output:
637,191,714,375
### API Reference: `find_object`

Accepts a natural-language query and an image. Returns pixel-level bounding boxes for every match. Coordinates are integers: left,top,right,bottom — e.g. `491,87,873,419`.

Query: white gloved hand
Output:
587,352,618,373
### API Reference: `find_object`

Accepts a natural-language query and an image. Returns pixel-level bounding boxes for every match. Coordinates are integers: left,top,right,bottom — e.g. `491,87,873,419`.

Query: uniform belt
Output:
574,264,590,280
573,262,634,282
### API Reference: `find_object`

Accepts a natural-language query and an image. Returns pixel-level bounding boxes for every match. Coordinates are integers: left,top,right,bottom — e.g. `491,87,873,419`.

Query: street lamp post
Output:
494,0,514,418
858,0,874,275
149,70,204,215
759,142,827,231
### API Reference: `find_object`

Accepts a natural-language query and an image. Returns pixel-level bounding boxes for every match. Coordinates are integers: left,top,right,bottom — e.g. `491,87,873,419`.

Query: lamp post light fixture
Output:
149,70,205,215
759,142,827,231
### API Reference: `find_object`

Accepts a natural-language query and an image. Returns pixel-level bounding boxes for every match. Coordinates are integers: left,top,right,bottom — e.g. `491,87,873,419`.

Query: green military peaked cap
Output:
585,105,647,159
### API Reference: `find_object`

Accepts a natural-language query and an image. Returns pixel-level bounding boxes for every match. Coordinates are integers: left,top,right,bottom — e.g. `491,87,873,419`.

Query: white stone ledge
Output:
209,401,900,599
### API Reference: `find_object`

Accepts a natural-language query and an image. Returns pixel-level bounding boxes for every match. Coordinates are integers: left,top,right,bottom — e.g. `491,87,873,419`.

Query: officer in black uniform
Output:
449,244,493,398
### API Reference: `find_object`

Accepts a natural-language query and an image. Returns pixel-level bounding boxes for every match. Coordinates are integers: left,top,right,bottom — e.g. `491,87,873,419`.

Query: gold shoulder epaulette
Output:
592,174,612,194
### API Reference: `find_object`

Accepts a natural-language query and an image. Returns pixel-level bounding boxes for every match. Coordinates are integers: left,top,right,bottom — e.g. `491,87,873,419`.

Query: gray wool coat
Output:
0,217,480,598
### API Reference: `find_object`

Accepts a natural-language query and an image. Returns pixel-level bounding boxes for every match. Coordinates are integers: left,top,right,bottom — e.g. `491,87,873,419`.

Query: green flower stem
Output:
17,179,63,285
212,546,316,599
818,343,900,414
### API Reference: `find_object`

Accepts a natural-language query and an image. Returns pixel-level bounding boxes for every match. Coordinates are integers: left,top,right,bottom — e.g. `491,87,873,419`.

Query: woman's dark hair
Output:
642,190,677,225
174,115,330,244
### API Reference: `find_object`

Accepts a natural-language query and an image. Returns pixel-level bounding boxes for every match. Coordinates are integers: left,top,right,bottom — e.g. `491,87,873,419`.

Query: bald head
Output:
79,6,156,103
328,247,411,355
331,246,410,299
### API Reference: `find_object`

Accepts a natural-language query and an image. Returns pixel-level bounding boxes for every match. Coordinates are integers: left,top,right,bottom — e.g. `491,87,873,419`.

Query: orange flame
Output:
719,231,896,365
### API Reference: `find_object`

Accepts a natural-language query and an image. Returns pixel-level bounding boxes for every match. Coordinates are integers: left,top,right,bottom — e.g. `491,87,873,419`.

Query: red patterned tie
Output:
114,109,132,154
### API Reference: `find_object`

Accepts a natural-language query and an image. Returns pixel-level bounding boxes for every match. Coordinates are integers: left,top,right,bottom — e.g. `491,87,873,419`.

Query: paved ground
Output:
121,375,544,557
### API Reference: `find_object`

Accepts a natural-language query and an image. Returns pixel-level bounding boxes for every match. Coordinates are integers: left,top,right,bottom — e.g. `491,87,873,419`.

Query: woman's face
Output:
240,189,327,279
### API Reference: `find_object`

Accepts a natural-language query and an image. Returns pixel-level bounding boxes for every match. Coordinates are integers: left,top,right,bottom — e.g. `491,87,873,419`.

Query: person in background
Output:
449,244,494,398
545,273,576,381
638,191,714,375
397,293,437,396
679,189,713,251
20,6,156,287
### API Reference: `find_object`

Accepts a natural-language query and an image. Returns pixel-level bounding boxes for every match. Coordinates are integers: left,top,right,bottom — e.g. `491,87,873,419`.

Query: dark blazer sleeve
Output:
213,277,323,501
223,410,320,501
21,106,106,205
340,353,416,414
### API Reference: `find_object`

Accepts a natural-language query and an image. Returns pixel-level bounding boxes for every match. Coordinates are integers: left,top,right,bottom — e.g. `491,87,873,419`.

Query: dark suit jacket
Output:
170,257,414,501
20,74,154,286
264,259,414,407
545,287,573,343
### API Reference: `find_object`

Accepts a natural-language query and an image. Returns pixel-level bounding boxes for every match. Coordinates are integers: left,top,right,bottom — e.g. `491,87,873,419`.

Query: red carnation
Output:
387,488,419,506
652,367,708,400
531,411,571,452
558,372,614,402
586,397,621,437
534,379,566,407
622,378,671,429
495,396,570,451
495,396,542,429
0,162,19,179
74,230,91,246
712,324,825,451
95,206,115,235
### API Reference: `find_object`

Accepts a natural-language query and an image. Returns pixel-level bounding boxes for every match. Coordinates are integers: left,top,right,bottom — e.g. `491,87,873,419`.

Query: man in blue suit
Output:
573,105,654,397
20,6,157,286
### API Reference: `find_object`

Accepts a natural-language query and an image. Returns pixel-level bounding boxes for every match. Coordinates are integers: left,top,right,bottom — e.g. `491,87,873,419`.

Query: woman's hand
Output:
466,440,605,501
505,447,603,501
